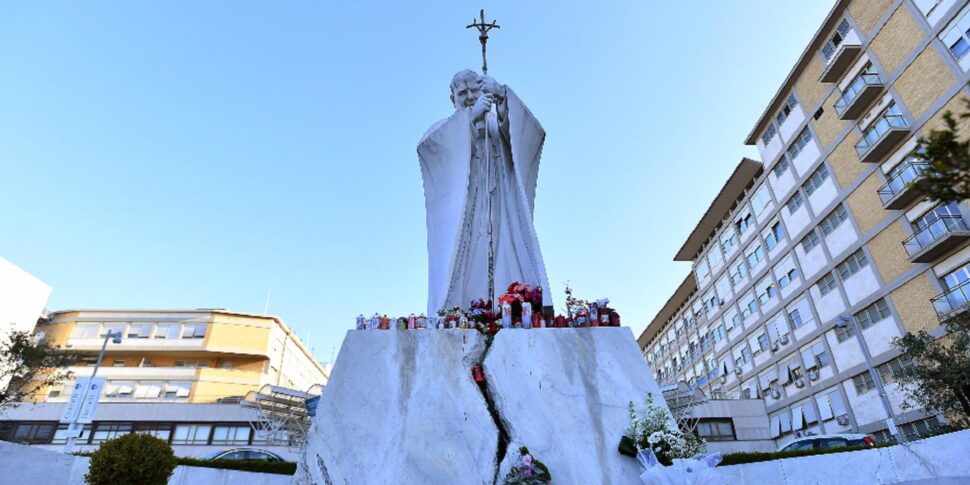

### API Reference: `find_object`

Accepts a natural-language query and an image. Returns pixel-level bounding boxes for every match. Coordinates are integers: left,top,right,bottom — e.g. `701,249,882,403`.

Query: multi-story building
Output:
1,309,328,458
640,0,970,448
0,257,51,341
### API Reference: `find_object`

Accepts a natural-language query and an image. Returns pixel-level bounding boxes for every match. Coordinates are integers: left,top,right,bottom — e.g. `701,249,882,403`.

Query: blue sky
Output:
0,1,834,365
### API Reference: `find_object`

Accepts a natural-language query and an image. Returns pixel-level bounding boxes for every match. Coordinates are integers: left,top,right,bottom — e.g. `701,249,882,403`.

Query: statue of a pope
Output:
418,70,551,315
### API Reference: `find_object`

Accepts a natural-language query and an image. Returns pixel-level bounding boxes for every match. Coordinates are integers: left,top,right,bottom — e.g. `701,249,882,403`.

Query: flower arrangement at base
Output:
498,282,543,328
502,447,551,485
621,394,703,466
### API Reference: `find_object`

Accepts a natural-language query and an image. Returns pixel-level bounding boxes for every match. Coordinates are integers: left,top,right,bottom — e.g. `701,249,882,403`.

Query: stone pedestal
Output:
297,327,666,485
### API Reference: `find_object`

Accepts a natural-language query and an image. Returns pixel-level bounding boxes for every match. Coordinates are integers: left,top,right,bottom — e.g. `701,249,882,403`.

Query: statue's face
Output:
452,77,482,110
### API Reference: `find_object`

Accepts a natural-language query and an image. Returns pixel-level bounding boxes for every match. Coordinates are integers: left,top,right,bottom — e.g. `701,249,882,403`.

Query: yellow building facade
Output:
36,309,328,404
640,0,970,448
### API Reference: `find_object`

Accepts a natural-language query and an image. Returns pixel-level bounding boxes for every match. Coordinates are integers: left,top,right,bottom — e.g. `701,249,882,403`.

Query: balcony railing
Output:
903,215,970,263
835,73,884,120
878,161,929,209
932,279,970,320
855,110,910,163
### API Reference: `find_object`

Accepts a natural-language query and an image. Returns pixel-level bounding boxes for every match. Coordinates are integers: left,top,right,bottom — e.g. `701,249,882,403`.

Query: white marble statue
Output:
417,70,551,315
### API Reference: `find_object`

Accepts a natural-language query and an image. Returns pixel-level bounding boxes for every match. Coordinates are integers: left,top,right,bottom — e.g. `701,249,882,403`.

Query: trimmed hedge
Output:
85,434,178,485
174,457,297,475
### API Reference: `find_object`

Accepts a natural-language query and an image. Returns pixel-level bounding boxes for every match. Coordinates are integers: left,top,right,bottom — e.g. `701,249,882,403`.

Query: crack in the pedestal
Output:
477,334,510,485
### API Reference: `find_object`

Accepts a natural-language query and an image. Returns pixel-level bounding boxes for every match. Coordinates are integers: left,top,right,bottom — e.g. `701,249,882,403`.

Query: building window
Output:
817,273,838,296
751,186,773,216
127,323,153,339
822,19,852,61
901,417,942,441
778,268,799,289
786,191,803,215
745,244,766,268
836,249,869,281
835,322,856,342
100,323,126,338
946,17,970,59
764,222,786,251
134,423,173,441
730,261,748,286
788,308,805,328
914,201,962,231
172,424,213,445
761,123,778,145
803,164,831,196
855,298,891,330
757,283,777,304
787,127,814,160
211,425,253,445
71,324,100,340
772,155,790,178
695,419,736,442
707,243,723,268
736,212,755,235
721,229,739,254
800,229,821,253
731,313,742,329
819,204,849,236
10,422,56,444
776,93,799,125
878,357,915,384
155,323,181,339
742,298,759,320
852,372,877,395
181,323,207,339
91,422,133,444
916,0,945,17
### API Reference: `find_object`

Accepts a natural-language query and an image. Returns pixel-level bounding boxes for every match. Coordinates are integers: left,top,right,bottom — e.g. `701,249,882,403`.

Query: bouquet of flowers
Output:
502,447,551,485
497,282,543,327
621,394,703,466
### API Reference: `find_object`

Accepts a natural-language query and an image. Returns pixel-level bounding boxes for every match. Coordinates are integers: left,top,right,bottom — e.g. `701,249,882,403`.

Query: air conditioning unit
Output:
771,343,780,352
735,367,743,376
720,375,728,384
780,335,790,345
770,389,781,399
836,415,850,426
794,378,805,388
808,369,820,381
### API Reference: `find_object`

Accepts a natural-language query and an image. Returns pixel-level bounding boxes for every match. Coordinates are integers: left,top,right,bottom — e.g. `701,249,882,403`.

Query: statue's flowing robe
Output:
418,89,551,315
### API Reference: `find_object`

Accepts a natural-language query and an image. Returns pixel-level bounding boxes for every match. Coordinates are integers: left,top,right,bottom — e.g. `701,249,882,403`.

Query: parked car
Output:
198,448,284,461
779,433,875,452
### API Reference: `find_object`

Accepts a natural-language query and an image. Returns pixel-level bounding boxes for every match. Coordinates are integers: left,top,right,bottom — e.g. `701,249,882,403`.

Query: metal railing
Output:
855,109,909,156
903,215,969,257
835,73,882,116
932,279,970,319
878,161,929,205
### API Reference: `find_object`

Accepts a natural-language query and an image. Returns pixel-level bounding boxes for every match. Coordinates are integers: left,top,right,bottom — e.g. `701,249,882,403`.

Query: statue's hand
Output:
480,76,506,102
471,94,494,122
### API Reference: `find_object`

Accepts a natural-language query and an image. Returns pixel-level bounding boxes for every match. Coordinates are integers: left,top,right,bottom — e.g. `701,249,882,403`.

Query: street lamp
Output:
835,315,906,443
63,330,122,453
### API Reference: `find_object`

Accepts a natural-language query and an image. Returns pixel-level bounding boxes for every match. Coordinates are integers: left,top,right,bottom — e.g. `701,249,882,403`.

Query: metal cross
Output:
466,9,500,75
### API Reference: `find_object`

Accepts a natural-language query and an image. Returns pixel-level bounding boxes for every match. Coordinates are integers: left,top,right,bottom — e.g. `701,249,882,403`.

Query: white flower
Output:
648,432,663,445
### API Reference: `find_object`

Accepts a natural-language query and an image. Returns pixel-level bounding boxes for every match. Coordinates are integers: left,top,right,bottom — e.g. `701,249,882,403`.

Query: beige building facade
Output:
640,0,970,448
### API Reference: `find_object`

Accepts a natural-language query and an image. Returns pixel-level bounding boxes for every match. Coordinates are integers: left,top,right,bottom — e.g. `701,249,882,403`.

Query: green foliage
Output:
717,444,883,467
174,457,297,475
84,433,177,485
910,96,970,202
891,312,970,422
0,330,78,409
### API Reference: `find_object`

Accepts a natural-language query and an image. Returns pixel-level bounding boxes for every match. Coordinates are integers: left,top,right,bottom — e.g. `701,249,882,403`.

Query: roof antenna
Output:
263,289,271,315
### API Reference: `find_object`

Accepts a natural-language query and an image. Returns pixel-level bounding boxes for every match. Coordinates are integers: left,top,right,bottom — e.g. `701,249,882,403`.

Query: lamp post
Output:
835,315,906,443
63,330,121,453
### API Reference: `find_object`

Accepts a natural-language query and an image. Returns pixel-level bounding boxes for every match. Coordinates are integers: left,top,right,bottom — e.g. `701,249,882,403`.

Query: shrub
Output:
718,443,891,467
84,433,177,485
174,457,297,475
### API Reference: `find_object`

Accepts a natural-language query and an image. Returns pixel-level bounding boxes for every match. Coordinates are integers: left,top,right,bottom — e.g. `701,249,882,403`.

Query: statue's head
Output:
450,69,482,110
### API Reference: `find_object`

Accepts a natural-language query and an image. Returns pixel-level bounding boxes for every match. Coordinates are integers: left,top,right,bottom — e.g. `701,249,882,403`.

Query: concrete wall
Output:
0,440,291,485
718,429,970,484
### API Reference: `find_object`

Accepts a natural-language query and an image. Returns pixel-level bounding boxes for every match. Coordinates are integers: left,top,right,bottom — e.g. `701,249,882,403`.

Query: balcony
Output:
932,280,970,320
835,73,884,120
903,215,970,263
878,161,929,210
819,42,863,83
855,109,910,163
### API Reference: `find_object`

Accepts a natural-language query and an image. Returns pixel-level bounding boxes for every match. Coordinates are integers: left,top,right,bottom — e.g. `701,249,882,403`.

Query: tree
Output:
85,433,178,485
0,330,78,409
909,97,970,202
891,312,970,424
